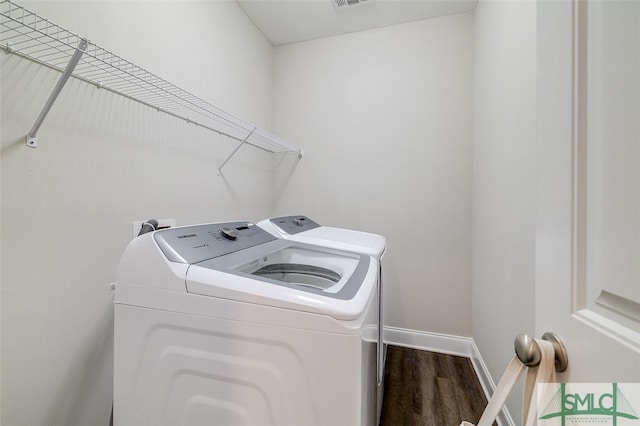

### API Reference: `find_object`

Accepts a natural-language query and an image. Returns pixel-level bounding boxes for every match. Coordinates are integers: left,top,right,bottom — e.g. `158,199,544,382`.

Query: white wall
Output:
472,0,537,421
273,13,474,336
0,67,3,422
1,2,275,425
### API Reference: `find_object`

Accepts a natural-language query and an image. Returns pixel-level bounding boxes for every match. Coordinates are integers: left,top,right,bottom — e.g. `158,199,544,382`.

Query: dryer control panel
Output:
153,221,277,264
270,215,320,235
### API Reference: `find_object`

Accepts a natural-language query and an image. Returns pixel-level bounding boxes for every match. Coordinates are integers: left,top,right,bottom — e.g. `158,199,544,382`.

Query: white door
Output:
536,0,640,390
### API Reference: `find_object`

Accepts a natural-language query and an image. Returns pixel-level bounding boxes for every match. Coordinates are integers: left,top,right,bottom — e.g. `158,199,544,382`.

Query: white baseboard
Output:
384,326,474,357
468,340,515,426
384,326,515,426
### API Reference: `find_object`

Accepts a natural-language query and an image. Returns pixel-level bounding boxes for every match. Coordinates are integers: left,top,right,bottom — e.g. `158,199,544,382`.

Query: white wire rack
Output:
0,0,301,172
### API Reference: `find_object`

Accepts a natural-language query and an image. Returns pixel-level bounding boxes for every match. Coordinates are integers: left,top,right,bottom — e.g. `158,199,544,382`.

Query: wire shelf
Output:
0,0,300,158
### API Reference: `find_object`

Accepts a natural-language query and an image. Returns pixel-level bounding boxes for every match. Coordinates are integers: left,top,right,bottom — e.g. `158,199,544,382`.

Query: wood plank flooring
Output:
380,345,493,426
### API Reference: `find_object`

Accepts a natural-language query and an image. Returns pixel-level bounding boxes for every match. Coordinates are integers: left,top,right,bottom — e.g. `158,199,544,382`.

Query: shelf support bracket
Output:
217,127,256,175
25,38,88,148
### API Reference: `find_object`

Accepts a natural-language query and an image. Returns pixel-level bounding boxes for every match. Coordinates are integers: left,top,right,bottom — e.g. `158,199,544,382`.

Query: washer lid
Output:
185,240,377,320
190,240,370,301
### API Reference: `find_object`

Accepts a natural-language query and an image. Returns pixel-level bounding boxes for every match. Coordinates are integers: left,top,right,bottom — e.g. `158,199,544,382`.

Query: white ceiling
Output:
236,0,477,46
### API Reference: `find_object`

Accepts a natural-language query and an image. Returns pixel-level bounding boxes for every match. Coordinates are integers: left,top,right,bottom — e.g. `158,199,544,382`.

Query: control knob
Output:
220,227,239,241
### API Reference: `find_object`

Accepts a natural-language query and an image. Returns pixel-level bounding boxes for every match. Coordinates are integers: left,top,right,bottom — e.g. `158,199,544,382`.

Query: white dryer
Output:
257,215,387,421
113,221,379,425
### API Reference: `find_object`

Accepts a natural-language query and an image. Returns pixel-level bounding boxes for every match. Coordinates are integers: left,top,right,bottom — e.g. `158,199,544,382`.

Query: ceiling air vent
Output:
333,0,371,8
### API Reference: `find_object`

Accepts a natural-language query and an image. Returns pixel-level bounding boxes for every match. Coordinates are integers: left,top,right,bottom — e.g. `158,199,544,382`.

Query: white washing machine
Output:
113,221,379,426
257,215,387,422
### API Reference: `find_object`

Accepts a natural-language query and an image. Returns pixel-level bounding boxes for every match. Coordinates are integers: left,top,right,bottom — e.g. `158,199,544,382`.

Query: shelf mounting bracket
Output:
25,38,88,148
217,127,257,175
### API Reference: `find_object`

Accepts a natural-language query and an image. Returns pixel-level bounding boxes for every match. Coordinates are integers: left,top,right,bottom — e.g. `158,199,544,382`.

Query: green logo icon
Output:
539,383,639,425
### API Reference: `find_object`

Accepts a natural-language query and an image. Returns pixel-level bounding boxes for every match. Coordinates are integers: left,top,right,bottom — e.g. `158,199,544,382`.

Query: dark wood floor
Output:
380,345,492,426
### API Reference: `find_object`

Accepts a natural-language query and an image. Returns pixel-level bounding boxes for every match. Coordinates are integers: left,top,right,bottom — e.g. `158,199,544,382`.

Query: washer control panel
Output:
270,215,320,235
153,221,277,264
